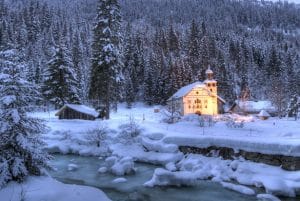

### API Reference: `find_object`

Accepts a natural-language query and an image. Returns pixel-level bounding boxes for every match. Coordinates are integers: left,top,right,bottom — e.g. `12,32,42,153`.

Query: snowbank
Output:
103,156,136,176
144,154,300,197
0,176,111,201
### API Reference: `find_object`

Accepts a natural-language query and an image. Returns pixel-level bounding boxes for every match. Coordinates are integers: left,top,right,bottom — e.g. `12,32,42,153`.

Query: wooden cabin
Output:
167,67,225,116
55,104,99,120
229,100,277,116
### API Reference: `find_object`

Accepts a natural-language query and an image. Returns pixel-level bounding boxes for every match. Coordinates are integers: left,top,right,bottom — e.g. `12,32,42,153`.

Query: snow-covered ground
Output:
27,103,300,198
0,176,111,201
35,103,300,157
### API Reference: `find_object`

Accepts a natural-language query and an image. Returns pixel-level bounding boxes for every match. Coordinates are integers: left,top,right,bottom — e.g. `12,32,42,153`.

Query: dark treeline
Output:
1,0,300,112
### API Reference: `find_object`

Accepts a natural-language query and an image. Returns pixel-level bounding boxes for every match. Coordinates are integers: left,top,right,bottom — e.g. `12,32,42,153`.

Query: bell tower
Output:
204,66,217,95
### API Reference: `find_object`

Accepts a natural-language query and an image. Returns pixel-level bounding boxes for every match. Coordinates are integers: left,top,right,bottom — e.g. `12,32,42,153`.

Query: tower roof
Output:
205,66,213,74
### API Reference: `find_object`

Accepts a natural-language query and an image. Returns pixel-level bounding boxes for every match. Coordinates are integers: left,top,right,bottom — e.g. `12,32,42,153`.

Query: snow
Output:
144,154,300,197
112,177,127,183
236,100,277,114
256,194,281,201
220,182,255,195
168,81,205,99
28,103,300,197
0,176,111,201
104,156,136,176
98,167,108,173
67,163,78,171
258,110,271,117
55,104,99,118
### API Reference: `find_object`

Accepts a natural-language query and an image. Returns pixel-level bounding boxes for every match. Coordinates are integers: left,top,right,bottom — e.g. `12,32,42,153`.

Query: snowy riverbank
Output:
28,103,300,198
0,176,111,201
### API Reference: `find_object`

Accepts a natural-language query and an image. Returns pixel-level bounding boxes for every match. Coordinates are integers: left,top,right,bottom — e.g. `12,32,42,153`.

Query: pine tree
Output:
43,40,80,108
89,0,123,119
0,49,49,188
187,19,200,74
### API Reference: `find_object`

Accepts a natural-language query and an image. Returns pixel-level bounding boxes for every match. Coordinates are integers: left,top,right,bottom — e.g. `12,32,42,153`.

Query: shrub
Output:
118,116,142,143
85,124,109,147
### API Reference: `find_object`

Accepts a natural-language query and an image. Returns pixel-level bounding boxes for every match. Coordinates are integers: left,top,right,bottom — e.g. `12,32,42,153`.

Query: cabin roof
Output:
230,100,277,113
55,104,99,118
258,110,270,117
168,81,226,103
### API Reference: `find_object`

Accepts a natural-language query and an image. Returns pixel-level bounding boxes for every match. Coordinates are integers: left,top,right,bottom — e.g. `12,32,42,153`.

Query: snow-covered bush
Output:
161,109,181,124
102,156,136,176
198,115,216,127
118,117,142,143
85,124,109,147
225,118,244,128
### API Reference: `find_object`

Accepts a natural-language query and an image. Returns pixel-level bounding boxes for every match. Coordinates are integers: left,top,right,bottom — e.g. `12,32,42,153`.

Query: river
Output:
48,154,299,201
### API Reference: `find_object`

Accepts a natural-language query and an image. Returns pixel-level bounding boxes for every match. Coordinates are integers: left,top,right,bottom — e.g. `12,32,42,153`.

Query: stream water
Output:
48,154,298,201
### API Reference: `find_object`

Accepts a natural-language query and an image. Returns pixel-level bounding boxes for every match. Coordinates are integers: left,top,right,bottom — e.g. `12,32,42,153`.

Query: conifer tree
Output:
0,49,49,188
89,0,123,119
43,39,80,108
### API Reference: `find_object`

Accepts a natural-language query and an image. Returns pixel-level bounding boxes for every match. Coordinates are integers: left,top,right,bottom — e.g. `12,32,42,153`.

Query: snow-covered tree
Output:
0,49,49,188
286,95,300,120
43,40,80,109
89,0,123,119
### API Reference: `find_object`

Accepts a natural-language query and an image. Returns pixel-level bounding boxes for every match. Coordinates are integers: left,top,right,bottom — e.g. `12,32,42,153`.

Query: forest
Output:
1,0,300,114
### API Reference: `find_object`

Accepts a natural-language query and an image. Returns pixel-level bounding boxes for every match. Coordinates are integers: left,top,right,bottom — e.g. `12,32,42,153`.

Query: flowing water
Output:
48,154,298,201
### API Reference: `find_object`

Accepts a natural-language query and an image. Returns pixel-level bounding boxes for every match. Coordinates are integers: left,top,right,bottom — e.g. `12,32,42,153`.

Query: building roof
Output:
258,110,271,117
168,81,226,103
233,100,277,113
55,104,99,118
205,68,213,74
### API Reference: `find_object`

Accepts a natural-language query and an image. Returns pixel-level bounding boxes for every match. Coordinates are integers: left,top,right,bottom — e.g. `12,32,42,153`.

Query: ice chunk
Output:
112,177,127,183
98,167,108,174
257,194,281,201
67,164,78,171
220,182,255,195
144,168,198,187
165,162,177,171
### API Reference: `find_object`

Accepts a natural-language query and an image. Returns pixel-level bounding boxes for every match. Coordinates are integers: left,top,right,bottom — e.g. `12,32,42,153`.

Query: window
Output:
208,83,211,87
212,83,215,87
196,91,199,94
210,89,212,92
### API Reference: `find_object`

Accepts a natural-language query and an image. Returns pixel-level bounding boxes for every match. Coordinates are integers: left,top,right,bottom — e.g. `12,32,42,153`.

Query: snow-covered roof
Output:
205,68,213,74
169,81,205,99
168,81,226,103
236,100,277,113
55,104,99,118
258,110,270,117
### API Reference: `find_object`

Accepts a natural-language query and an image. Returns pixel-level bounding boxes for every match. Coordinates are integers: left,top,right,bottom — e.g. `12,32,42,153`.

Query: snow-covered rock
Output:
165,162,177,171
144,168,198,187
67,164,78,171
112,178,127,183
105,156,136,176
256,194,281,201
220,182,255,195
98,167,108,174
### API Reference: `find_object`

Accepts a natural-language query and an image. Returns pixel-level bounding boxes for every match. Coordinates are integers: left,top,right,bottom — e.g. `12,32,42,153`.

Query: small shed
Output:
258,110,270,120
55,104,99,120
229,100,277,116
